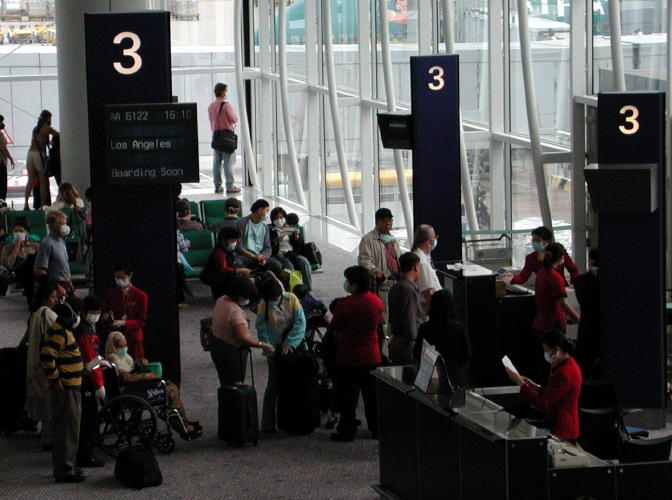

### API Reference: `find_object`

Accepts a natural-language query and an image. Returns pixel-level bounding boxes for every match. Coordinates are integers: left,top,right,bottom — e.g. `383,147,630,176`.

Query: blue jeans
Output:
212,149,236,189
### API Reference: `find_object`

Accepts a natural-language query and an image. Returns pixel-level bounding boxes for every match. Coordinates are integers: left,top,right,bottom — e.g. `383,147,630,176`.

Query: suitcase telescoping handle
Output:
248,348,255,388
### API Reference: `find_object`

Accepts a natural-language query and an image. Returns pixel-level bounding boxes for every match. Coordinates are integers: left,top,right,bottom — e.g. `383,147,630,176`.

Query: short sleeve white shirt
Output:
413,248,442,300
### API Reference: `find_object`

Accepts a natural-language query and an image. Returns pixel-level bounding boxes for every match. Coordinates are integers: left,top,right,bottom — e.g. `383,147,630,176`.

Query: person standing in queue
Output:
330,265,383,442
411,224,442,311
255,277,306,433
506,329,583,442
102,260,148,361
504,226,579,287
34,210,74,296
208,82,240,194
357,208,402,331
73,296,106,468
210,277,275,387
387,252,424,364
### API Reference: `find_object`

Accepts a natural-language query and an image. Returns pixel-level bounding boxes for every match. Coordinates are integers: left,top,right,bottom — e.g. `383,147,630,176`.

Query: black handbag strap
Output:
248,348,254,388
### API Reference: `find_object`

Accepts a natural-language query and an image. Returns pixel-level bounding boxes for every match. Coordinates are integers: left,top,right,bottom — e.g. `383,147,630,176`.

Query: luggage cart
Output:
462,234,512,271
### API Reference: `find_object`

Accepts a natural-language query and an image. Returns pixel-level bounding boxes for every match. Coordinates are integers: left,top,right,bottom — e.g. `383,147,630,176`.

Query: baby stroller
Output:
98,364,202,456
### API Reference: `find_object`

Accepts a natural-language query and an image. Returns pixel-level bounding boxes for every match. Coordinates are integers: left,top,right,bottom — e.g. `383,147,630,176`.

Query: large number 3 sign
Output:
113,31,142,75
618,105,640,135
427,65,445,91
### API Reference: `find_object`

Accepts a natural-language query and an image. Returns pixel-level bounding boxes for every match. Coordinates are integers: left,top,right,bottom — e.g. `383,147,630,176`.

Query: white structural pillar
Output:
443,0,479,233
55,0,150,192
608,0,626,91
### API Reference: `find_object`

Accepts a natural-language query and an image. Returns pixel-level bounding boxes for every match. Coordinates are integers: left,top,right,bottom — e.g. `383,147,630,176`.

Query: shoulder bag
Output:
211,102,238,154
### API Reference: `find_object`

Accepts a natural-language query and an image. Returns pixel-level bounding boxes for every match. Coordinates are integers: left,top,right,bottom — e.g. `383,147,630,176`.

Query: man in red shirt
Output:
207,83,240,194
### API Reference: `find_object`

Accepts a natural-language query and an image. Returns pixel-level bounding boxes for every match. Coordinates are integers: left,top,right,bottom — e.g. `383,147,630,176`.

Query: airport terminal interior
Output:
1,0,672,498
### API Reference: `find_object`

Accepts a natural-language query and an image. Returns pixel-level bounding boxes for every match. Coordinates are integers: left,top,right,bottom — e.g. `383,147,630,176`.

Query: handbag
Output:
211,103,238,154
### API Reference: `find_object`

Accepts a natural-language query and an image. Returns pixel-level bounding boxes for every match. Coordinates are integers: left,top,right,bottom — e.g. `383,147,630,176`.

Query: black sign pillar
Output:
85,12,181,383
585,92,666,410
410,55,461,261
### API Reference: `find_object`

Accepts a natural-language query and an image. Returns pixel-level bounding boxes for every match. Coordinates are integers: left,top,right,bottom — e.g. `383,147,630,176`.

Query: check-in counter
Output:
373,366,672,500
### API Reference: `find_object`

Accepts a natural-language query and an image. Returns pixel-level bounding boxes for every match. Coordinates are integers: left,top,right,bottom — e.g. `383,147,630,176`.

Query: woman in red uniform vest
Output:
102,260,148,361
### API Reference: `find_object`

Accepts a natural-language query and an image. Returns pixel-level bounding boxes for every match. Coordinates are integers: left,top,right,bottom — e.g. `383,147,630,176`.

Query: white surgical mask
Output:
60,224,71,237
431,239,438,251
72,315,80,329
115,277,131,288
227,242,237,251
262,215,271,224
274,218,285,228
13,231,26,241
117,347,128,358
86,313,100,325
239,299,250,307
544,352,554,364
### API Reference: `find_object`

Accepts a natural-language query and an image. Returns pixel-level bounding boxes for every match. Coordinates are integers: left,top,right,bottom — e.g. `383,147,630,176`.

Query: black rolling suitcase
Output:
217,351,259,446
276,341,320,435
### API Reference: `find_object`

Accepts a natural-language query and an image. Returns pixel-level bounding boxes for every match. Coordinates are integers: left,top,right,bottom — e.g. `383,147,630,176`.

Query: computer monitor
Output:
377,112,413,150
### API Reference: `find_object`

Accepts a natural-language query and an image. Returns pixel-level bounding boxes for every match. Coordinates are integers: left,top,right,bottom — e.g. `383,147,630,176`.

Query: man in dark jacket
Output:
388,252,424,364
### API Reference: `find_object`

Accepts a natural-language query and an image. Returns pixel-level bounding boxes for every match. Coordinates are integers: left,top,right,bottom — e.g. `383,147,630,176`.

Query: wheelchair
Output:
99,364,202,456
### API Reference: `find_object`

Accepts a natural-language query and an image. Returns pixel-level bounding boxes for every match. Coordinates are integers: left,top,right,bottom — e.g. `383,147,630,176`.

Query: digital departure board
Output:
105,102,199,185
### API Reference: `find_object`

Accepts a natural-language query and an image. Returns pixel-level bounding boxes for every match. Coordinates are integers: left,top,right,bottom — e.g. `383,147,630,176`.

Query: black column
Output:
410,55,461,261
85,12,181,383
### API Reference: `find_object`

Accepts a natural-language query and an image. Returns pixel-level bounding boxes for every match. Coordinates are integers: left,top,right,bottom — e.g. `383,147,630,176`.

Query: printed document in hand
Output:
501,355,518,374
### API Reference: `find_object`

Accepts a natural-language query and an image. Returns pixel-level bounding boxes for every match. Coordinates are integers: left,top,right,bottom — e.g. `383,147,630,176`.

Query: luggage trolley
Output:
462,233,512,271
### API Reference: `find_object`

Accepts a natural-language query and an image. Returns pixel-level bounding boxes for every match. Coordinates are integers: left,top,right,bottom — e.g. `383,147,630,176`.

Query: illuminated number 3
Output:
428,65,445,91
113,32,142,75
618,105,639,135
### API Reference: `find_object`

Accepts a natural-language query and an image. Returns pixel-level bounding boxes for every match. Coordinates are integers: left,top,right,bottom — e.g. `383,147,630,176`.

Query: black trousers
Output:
335,364,378,439
210,335,249,387
77,388,99,461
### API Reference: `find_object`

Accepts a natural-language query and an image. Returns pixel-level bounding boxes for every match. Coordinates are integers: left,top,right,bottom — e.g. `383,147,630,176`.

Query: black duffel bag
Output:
212,128,238,154
114,445,162,489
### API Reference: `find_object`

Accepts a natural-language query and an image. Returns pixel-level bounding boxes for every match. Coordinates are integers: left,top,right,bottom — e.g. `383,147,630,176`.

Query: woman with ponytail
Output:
506,329,583,441
533,242,580,333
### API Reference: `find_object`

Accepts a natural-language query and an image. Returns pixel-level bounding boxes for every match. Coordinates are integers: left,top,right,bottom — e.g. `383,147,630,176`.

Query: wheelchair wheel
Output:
155,433,175,454
98,395,157,457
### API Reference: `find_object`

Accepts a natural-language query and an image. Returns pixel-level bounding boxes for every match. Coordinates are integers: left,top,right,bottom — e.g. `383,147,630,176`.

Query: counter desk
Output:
372,366,672,500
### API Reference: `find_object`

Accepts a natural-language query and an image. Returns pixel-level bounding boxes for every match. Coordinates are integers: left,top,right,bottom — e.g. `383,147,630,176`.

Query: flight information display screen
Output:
105,102,199,185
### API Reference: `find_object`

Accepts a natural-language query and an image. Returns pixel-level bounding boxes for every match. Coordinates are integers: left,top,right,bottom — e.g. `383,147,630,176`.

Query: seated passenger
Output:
285,212,304,241
176,198,205,232
270,207,313,291
202,226,251,300
293,284,327,326
504,226,579,287
43,182,85,212
102,260,148,361
209,197,241,233
506,329,582,442
104,331,200,437
0,216,39,300
235,199,283,276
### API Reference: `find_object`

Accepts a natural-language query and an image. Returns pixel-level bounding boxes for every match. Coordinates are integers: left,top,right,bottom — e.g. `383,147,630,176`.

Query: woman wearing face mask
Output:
203,226,251,300
411,224,441,309
104,331,201,438
255,277,306,433
211,277,275,387
73,295,106,468
24,281,60,451
269,207,313,292
504,226,579,287
534,243,580,334
506,329,583,442
0,216,39,300
24,110,59,210
329,265,383,442
102,259,148,361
